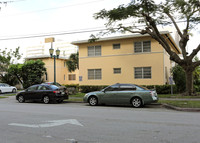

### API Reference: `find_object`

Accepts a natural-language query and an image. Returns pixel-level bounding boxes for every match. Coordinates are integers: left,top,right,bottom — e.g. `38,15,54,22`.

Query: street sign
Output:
169,76,174,85
45,37,55,43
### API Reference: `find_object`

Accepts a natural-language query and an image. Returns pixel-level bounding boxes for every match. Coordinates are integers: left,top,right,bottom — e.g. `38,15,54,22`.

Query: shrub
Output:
79,85,108,93
64,84,178,94
63,84,79,95
143,85,178,94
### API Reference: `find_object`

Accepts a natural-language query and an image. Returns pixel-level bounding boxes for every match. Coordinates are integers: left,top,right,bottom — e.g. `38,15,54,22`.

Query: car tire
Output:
0,90,2,94
12,88,16,93
43,96,50,104
18,95,25,103
88,96,98,106
131,97,143,108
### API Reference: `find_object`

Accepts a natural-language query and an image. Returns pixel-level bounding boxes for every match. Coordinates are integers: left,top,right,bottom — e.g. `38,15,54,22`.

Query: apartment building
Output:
72,31,181,86
25,40,79,85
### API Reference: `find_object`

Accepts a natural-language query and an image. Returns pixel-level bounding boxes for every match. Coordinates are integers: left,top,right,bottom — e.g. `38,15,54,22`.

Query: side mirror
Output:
102,89,106,93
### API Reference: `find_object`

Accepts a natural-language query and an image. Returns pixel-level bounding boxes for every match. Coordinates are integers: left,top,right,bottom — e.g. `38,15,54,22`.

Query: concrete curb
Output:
162,103,200,112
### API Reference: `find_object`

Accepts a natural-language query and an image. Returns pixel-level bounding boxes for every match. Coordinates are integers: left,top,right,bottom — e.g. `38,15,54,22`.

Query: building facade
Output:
72,31,180,86
25,39,79,85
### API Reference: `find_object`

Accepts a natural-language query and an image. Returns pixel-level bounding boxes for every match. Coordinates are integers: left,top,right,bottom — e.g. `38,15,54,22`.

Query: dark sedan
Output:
16,84,68,104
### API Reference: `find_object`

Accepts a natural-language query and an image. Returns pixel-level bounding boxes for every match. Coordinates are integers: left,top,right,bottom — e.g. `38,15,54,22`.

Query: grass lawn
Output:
67,93,85,102
69,92,85,98
0,96,8,99
4,93,16,96
158,100,200,108
158,94,200,98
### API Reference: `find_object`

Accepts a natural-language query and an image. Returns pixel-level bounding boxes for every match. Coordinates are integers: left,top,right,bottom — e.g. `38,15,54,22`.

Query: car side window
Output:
105,85,119,91
38,86,48,90
119,85,137,91
27,86,37,91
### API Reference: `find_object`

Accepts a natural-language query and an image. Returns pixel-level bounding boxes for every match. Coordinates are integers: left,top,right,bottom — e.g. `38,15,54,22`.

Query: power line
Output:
0,0,104,17
0,20,195,41
0,28,107,41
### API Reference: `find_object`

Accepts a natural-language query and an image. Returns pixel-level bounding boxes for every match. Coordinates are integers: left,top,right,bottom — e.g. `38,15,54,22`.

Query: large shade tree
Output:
94,0,200,96
9,60,46,88
0,47,21,84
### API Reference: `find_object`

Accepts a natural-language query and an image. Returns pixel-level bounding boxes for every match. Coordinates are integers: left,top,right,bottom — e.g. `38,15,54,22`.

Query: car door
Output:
35,85,48,100
0,84,5,93
0,84,10,93
115,85,137,104
25,85,38,100
4,84,12,92
101,85,120,104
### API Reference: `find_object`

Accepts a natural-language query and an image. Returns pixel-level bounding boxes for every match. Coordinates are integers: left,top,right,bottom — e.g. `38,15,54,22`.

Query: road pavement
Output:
0,96,200,143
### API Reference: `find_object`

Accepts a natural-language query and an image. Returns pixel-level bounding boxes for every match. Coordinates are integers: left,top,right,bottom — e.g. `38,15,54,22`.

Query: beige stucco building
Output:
25,39,79,85
72,31,181,86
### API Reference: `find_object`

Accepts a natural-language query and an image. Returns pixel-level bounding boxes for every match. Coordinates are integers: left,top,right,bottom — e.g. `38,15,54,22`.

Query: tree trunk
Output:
185,70,194,96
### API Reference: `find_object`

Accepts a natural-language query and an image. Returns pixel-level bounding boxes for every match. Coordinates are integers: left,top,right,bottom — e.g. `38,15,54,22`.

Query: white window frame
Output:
88,69,102,80
68,74,76,81
113,68,121,74
113,43,120,49
134,41,151,53
134,67,151,79
88,45,101,57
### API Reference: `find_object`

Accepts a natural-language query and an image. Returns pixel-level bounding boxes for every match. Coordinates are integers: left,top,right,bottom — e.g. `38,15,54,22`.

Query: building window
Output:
64,62,66,67
113,43,120,49
88,69,102,80
113,68,121,74
68,74,76,80
64,74,65,80
88,45,101,56
134,41,151,53
134,67,151,79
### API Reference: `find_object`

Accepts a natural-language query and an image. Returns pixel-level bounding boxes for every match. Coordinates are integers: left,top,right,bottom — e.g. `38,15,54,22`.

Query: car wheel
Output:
18,95,25,103
88,96,98,106
43,96,50,104
0,90,2,94
131,97,143,108
12,88,16,93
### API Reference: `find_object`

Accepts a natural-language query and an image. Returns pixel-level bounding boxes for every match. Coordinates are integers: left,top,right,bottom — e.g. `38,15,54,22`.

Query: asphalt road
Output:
0,96,200,143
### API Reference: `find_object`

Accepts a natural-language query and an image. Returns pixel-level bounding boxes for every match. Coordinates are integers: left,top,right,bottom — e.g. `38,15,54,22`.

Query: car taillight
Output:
53,91,60,94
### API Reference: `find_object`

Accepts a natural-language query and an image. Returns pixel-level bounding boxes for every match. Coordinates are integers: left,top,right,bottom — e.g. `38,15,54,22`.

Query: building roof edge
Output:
71,31,170,44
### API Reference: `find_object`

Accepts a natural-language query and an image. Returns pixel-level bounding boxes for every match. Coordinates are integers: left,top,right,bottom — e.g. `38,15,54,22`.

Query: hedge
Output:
63,84,178,94
142,85,178,94
79,85,108,93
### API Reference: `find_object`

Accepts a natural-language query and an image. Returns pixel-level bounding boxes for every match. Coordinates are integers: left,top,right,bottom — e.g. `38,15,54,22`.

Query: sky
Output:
0,0,199,59
0,0,130,49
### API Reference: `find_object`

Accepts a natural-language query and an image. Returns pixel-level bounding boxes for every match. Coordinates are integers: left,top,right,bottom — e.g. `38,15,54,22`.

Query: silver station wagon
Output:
83,83,158,108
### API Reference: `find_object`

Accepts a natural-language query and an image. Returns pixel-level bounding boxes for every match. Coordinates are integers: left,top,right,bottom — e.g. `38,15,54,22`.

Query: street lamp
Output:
49,43,60,84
